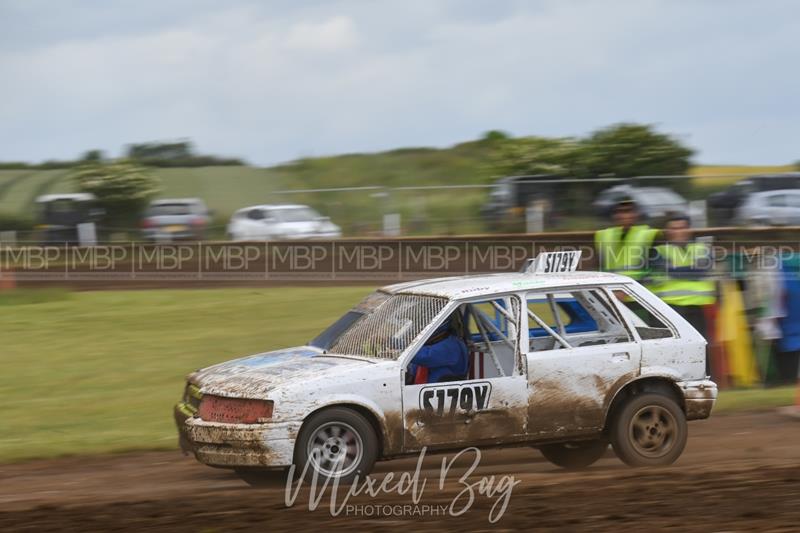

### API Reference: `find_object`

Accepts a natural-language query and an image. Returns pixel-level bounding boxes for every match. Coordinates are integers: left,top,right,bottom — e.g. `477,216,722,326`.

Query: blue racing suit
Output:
408,335,468,384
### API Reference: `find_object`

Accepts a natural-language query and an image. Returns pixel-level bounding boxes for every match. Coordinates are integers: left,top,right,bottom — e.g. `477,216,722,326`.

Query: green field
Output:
0,286,372,463
0,287,795,463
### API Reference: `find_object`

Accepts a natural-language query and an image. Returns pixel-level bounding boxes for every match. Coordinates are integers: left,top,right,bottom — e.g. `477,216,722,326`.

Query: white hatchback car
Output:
175,252,716,483
226,204,342,241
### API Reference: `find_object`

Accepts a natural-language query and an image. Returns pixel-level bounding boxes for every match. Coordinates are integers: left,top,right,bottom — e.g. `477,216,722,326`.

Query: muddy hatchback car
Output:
175,252,717,483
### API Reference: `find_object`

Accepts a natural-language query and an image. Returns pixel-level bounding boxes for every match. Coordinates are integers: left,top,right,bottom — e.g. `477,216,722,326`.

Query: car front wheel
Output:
611,392,687,467
538,440,608,470
294,407,377,484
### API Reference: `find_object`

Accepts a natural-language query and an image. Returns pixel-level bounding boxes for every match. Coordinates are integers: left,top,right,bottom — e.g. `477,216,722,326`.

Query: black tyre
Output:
611,392,687,467
539,440,608,470
294,407,378,484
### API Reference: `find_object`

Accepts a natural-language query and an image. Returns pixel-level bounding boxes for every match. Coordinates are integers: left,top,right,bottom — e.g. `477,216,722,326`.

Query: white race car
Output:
175,252,717,483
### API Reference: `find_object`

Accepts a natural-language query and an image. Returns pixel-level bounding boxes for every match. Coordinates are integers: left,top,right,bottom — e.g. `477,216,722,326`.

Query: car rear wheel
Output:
611,392,687,467
538,440,608,470
294,407,377,484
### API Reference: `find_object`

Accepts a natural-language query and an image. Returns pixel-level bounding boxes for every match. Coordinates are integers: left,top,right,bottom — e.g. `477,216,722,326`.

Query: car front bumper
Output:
680,379,718,420
174,403,300,468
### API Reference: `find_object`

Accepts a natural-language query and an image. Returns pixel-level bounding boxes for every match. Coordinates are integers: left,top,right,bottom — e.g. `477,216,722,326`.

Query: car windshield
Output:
148,203,193,216
276,207,319,222
41,199,90,224
310,291,448,359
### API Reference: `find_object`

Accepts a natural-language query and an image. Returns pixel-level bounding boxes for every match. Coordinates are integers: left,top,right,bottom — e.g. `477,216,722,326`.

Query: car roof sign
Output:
521,251,582,274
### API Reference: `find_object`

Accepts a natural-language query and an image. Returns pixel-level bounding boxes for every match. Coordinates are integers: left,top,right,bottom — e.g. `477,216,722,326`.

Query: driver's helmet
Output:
426,318,453,345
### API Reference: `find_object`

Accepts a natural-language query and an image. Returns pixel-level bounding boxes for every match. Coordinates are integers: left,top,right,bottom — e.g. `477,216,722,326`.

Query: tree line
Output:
485,123,696,195
0,140,246,169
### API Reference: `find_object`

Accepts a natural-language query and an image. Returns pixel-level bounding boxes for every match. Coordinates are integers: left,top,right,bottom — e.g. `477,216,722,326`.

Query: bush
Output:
72,160,160,230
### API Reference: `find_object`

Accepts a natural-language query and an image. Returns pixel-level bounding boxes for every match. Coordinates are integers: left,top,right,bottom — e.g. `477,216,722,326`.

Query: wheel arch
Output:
603,375,685,431
298,400,388,459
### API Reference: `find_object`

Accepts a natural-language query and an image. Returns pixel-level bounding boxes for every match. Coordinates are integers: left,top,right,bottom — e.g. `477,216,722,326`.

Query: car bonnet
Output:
188,346,370,398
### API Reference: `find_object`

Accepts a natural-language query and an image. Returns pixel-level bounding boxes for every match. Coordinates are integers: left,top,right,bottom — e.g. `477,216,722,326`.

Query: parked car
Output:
481,175,564,230
593,185,689,221
226,204,342,241
35,193,103,244
735,189,800,226
140,198,211,241
175,251,716,484
708,173,800,225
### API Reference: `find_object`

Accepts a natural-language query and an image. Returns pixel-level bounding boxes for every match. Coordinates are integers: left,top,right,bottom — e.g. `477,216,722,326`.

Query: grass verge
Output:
714,385,796,413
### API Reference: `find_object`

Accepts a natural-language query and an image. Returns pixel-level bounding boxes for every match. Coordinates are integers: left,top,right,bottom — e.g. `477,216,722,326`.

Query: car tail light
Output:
198,395,274,424
141,218,154,228
191,217,206,227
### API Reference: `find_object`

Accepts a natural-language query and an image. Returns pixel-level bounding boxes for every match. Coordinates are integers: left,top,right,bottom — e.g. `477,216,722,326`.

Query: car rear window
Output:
148,203,194,216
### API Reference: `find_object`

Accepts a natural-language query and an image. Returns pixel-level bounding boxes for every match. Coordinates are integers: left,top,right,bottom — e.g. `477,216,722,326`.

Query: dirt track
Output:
1,411,798,532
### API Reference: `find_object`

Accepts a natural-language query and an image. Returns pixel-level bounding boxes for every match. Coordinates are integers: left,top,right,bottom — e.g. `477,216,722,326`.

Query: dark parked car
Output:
593,185,689,222
140,198,211,241
481,175,564,229
35,193,103,244
708,173,800,225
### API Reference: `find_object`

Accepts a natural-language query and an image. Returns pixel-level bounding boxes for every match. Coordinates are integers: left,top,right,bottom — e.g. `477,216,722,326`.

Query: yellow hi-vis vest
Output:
594,225,658,280
650,242,716,306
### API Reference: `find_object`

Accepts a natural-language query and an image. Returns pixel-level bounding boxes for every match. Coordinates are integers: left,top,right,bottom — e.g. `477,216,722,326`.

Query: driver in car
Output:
407,316,468,384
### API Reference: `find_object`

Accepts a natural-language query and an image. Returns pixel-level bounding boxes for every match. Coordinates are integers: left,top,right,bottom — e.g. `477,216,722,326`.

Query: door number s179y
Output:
419,382,492,416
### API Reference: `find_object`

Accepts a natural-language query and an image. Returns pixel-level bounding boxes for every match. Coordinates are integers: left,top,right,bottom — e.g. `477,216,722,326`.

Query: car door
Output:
788,192,800,225
239,208,263,239
401,295,529,451
766,193,789,225
525,287,641,438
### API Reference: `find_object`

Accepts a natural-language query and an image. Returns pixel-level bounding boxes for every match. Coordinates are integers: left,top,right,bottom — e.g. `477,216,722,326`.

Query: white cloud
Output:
0,0,798,165
284,15,359,52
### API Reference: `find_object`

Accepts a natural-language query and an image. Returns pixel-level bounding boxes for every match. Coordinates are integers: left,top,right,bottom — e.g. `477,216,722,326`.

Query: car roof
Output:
237,204,310,211
150,198,204,205
752,189,800,196
749,173,800,179
36,193,95,203
382,271,630,300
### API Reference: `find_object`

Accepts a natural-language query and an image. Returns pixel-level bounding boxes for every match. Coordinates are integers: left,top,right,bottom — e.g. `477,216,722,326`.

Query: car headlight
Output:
197,395,274,424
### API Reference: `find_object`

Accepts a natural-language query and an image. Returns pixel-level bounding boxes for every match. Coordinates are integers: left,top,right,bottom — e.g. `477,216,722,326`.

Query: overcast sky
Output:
0,0,797,166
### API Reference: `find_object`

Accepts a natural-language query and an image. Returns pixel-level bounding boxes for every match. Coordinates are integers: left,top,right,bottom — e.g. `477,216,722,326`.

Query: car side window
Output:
247,209,264,221
767,194,787,207
464,300,509,341
435,297,521,380
607,289,675,340
526,289,632,351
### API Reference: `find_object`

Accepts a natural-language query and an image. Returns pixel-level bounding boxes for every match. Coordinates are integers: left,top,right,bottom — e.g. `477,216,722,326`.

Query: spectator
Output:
594,199,659,282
